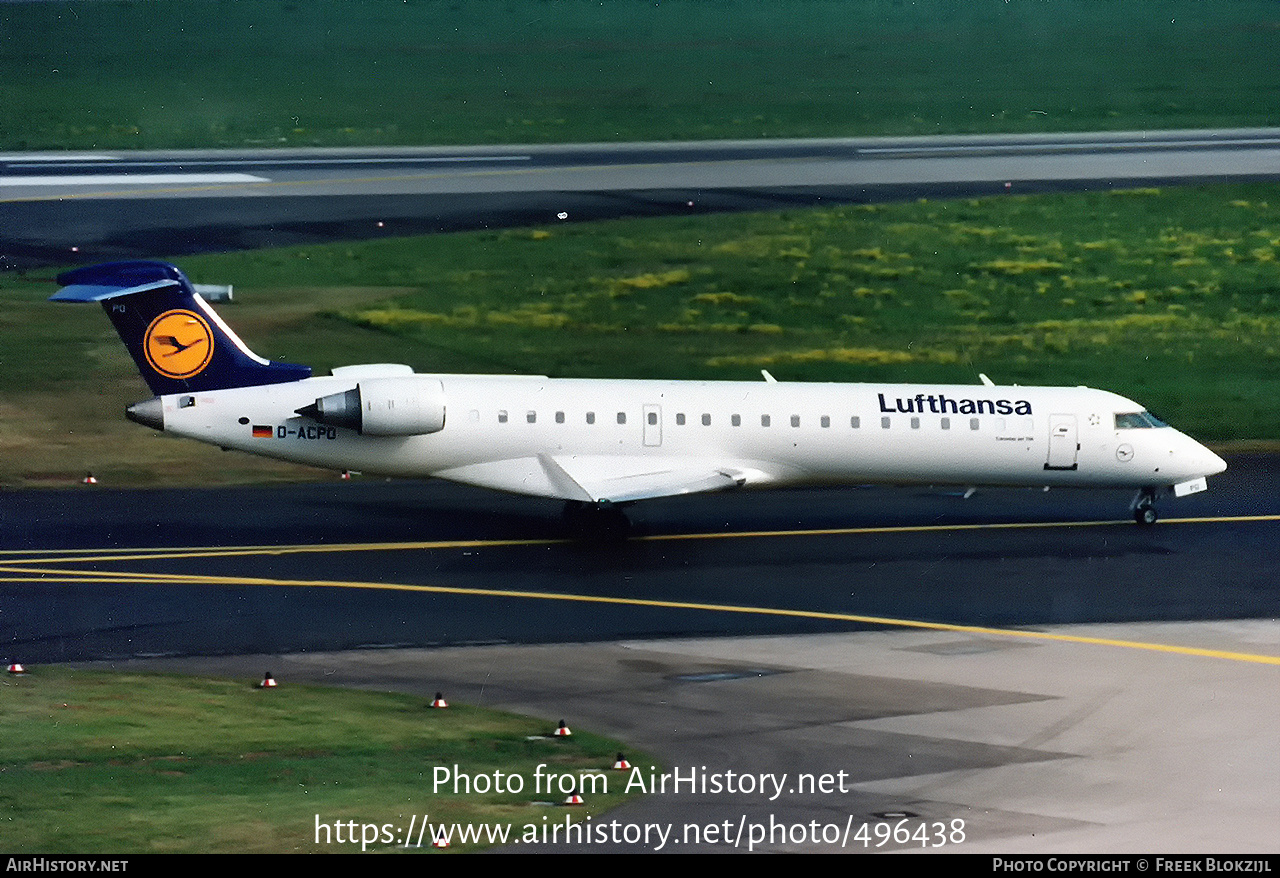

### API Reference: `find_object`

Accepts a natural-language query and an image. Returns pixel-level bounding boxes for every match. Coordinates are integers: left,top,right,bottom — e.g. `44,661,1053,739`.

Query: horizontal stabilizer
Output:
52,261,189,299
50,278,176,303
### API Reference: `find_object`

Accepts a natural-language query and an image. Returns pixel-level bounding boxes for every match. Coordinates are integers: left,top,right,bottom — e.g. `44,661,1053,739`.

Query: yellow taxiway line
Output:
2,569,1277,669
3,513,1276,665
2,512,1276,567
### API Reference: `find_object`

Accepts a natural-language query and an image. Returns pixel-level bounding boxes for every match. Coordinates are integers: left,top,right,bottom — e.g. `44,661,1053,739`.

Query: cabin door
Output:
1045,414,1079,470
643,404,662,447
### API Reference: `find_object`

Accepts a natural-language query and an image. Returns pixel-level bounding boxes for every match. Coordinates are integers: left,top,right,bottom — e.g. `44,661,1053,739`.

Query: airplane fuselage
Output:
140,369,1224,503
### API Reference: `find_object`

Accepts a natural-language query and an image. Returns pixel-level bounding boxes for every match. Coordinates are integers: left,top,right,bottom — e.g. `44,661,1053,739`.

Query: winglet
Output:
52,261,311,396
979,373,995,387
761,369,777,383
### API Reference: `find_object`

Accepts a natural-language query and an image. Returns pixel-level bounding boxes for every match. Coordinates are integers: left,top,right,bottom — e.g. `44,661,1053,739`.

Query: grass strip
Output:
0,667,645,853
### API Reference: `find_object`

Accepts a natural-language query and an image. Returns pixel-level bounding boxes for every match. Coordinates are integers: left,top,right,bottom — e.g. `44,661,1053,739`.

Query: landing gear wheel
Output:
1134,502,1158,526
1131,487,1160,526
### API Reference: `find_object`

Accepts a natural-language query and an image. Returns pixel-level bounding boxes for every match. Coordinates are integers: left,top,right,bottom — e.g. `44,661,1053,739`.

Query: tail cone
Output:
126,398,164,431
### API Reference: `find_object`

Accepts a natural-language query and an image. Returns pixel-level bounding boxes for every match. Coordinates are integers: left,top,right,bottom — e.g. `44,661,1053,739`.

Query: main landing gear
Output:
1131,488,1160,526
562,500,632,541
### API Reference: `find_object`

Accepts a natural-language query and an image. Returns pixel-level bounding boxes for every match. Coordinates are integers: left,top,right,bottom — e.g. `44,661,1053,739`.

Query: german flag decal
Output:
251,425,273,438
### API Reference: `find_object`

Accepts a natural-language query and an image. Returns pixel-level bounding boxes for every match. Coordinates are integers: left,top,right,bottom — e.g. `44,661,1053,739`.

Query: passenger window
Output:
555,411,565,424
941,417,950,430
791,415,800,428
586,412,595,424
498,410,508,423
820,415,830,428
881,417,891,429
676,413,686,426
761,415,771,427
647,411,657,426
970,418,980,430
701,413,711,426
617,412,626,425
910,417,920,429
527,411,536,424
851,416,860,428
731,414,741,427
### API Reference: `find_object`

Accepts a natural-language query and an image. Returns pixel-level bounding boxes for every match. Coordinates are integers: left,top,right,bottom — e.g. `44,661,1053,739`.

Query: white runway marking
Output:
857,136,1280,155
5,155,531,169
0,173,270,186
0,154,120,162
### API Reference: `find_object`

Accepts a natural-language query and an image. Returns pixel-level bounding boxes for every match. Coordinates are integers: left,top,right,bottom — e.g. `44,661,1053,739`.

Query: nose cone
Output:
1201,445,1227,477
1179,433,1226,479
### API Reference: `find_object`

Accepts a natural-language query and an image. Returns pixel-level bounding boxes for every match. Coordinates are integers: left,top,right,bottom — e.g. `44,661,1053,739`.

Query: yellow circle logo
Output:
144,309,215,379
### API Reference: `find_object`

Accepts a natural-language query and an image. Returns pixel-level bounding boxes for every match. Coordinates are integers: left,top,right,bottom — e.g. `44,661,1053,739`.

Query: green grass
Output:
0,668,646,853
2,0,1279,150
186,184,1280,441
2,183,1278,487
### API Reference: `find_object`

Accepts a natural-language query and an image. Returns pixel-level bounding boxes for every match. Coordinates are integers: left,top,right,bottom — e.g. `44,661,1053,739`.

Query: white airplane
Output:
53,261,1226,532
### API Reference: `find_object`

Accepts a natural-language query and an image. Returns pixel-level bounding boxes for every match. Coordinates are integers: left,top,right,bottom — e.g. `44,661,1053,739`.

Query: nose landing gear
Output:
1131,488,1160,526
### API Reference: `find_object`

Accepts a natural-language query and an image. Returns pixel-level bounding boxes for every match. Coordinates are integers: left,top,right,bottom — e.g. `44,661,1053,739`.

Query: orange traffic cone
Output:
259,672,277,689
612,752,631,770
553,720,572,737
7,663,26,675
430,692,448,708
82,473,98,485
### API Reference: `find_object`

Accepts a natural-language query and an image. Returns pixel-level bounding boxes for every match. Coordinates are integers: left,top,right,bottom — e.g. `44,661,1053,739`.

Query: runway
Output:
4,128,1280,267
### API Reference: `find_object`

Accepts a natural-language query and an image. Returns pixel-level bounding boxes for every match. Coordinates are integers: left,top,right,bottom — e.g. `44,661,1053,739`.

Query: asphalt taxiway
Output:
4,453,1279,664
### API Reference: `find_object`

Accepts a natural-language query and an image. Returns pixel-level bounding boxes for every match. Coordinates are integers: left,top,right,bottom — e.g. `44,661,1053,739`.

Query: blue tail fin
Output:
51,261,311,395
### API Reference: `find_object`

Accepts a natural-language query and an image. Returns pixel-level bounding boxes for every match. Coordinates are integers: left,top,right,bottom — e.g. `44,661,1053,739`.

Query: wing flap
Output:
436,455,767,503
555,456,749,503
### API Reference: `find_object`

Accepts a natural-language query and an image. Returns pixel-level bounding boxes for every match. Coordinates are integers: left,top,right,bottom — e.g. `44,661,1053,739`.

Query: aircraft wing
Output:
435,455,773,503
540,454,757,503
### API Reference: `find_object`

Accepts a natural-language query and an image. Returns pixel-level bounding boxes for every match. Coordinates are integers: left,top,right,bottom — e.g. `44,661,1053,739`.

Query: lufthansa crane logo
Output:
143,309,215,379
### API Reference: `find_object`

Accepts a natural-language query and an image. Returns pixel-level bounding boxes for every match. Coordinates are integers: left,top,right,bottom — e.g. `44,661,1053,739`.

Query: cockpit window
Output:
1115,411,1168,429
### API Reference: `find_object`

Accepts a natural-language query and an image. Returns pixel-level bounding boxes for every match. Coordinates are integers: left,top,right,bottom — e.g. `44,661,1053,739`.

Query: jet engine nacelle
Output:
298,376,447,436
